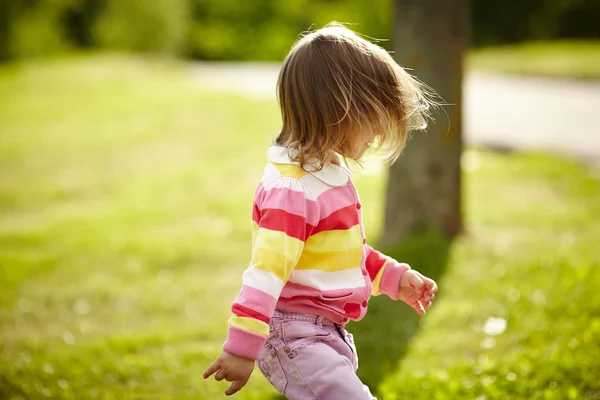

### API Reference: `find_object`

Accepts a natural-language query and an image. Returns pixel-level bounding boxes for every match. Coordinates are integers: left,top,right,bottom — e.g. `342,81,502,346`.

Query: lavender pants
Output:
257,310,376,400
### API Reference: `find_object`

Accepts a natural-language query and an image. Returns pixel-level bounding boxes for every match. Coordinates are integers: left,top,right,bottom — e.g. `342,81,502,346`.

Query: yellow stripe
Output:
251,225,304,281
295,247,363,272
254,226,304,262
304,225,363,253
273,163,308,179
371,261,388,296
229,316,269,337
252,247,298,281
252,222,258,246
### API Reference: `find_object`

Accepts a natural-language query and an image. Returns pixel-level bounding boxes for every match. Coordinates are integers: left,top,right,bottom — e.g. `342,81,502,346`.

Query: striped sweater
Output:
223,146,411,360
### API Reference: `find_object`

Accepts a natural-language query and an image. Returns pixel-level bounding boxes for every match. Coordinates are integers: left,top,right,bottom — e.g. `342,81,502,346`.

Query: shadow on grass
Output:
351,231,453,397
266,231,453,400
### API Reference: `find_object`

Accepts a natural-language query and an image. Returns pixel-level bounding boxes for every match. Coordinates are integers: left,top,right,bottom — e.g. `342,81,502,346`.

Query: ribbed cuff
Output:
379,261,411,300
222,326,266,360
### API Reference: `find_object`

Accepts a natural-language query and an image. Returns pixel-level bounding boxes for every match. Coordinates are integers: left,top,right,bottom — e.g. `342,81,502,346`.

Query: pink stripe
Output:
281,281,358,298
234,285,278,320
314,184,358,219
379,261,411,300
274,295,369,325
312,204,359,235
232,304,270,323
365,245,388,279
255,177,358,224
223,327,266,360
258,208,313,241
258,186,320,226
280,281,371,314
276,297,349,325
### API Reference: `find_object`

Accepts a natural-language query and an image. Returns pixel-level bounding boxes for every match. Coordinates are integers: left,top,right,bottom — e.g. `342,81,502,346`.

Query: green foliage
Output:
472,0,600,46
1,0,79,59
0,56,599,399
1,0,597,62
0,0,190,60
184,0,394,60
93,0,189,53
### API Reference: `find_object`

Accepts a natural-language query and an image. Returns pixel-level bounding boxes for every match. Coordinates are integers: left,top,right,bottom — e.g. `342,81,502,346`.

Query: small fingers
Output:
416,272,438,294
215,368,227,381
425,280,438,295
226,379,248,396
423,293,435,304
410,273,425,291
413,301,426,316
203,361,220,379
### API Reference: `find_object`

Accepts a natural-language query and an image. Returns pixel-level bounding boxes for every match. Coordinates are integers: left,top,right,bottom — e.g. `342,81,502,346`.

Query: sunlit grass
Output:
378,150,600,399
0,55,599,399
468,40,600,79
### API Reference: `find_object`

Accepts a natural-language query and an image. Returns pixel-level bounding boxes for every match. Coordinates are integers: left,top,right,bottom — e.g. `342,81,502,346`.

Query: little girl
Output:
204,23,438,399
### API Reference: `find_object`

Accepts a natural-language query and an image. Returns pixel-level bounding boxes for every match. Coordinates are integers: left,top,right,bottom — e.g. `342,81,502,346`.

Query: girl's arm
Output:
364,245,411,300
365,245,437,314
222,177,315,360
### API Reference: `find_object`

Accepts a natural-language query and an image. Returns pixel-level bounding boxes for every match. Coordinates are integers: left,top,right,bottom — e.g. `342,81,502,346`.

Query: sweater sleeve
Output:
222,177,315,360
364,245,411,300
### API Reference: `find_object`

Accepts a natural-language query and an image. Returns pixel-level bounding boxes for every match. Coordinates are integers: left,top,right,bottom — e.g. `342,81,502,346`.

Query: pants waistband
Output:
272,309,337,326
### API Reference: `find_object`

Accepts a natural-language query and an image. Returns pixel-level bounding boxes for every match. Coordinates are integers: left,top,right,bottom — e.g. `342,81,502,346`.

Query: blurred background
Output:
0,1,599,399
0,0,599,61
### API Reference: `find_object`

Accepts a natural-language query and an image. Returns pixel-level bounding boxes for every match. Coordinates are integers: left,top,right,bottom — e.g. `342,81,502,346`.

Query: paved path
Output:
195,63,600,164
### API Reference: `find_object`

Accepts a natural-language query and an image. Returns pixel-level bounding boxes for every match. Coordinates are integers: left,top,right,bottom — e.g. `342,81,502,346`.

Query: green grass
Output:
468,40,600,79
1,55,599,400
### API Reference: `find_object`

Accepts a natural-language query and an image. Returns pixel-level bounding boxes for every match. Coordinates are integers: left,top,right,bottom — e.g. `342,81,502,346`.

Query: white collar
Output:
267,145,351,187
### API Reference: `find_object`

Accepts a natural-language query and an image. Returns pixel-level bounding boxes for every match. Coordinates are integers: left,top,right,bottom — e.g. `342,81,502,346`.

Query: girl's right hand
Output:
203,351,255,396
398,270,437,315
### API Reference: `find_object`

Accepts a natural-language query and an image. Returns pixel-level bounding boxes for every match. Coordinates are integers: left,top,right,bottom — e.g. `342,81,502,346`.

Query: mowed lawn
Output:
1,55,599,400
469,40,600,79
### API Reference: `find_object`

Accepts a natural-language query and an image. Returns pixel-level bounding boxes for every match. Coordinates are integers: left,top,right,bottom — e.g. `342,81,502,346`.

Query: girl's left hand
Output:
398,270,438,315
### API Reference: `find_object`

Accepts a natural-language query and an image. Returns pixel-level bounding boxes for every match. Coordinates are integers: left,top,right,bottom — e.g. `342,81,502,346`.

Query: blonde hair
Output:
275,22,435,168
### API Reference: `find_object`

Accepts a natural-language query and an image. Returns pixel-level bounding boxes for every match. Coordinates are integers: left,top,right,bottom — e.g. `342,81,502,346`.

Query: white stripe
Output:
261,174,340,201
289,267,367,291
242,266,285,298
266,146,350,187
262,163,345,201
298,174,338,200
263,163,282,181
261,177,305,192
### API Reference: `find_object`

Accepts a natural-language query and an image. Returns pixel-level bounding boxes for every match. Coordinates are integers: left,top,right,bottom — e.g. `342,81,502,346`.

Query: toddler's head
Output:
275,23,434,168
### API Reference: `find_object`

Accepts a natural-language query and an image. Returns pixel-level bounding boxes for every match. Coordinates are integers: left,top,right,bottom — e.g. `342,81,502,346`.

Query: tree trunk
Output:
382,0,469,248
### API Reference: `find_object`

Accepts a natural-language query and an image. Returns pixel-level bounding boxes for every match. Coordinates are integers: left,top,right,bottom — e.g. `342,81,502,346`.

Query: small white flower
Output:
482,317,507,336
